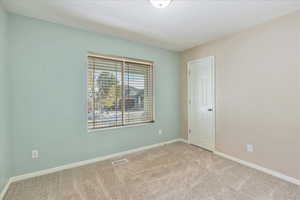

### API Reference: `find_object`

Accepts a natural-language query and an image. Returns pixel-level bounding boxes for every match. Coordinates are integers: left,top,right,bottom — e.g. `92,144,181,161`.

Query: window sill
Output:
88,121,155,133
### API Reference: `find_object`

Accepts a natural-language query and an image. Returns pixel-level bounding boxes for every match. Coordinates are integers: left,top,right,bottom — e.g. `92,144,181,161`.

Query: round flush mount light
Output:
150,0,172,8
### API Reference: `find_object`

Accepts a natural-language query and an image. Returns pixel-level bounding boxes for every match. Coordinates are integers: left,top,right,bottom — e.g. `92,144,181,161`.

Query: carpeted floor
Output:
4,142,300,200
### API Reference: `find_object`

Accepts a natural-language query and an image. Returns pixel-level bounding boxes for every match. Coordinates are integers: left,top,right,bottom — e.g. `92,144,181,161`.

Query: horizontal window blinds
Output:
88,55,154,130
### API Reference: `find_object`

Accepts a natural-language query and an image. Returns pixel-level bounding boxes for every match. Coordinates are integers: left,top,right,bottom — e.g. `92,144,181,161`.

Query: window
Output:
87,53,154,130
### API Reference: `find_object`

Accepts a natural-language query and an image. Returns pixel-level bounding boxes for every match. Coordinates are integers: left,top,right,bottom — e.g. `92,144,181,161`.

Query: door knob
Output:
208,108,213,111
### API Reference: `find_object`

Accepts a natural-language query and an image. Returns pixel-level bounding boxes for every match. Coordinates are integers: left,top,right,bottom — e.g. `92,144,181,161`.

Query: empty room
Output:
0,0,300,199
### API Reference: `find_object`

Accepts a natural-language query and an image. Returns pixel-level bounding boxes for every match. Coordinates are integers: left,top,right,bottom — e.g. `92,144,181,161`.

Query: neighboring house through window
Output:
87,53,154,130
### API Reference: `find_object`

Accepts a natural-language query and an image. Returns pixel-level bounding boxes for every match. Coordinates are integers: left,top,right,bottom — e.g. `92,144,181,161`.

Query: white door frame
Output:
187,56,216,151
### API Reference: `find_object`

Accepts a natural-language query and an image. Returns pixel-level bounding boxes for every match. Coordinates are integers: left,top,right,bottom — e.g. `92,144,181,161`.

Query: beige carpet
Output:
4,142,300,200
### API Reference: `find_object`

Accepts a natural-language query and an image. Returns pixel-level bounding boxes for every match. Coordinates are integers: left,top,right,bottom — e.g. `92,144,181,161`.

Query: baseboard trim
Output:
179,138,188,143
10,138,185,183
214,151,300,186
0,179,12,200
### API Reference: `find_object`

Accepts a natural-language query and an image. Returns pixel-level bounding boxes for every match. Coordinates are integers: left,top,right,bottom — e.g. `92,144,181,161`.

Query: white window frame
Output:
86,52,155,132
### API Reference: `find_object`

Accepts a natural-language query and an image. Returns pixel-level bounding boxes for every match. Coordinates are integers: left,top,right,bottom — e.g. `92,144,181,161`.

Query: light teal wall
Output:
8,14,181,176
0,2,11,192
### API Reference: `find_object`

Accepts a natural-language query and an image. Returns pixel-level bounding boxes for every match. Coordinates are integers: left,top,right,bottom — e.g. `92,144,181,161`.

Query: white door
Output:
188,56,215,151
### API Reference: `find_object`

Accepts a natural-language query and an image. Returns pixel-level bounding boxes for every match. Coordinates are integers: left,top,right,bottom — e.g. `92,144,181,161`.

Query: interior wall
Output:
181,11,300,180
0,2,12,192
8,14,181,176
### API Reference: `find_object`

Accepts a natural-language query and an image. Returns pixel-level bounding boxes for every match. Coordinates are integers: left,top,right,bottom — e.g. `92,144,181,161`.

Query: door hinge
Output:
189,99,191,105
189,129,191,134
188,70,191,76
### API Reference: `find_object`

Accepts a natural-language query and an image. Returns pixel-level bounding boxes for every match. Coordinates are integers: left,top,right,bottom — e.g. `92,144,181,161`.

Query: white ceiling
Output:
3,0,300,51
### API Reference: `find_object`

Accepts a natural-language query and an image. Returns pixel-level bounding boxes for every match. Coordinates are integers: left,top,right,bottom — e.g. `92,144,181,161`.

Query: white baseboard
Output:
214,151,300,186
178,138,188,143
0,179,12,200
10,138,185,183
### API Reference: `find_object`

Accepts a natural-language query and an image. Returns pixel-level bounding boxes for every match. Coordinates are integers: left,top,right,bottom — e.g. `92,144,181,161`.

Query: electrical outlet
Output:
246,144,254,152
32,150,39,159
158,129,163,135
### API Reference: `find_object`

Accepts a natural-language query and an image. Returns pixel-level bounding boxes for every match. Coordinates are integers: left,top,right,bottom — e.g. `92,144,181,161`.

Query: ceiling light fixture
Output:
150,0,172,8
